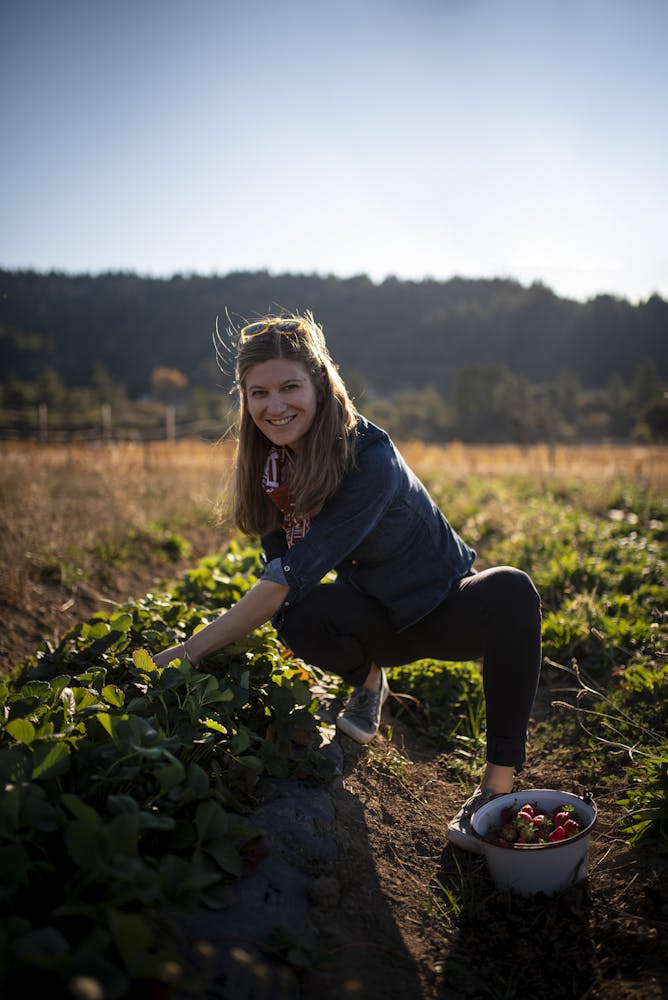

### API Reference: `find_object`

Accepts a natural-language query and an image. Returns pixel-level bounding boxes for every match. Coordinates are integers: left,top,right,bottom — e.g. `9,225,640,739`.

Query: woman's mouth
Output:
267,415,296,427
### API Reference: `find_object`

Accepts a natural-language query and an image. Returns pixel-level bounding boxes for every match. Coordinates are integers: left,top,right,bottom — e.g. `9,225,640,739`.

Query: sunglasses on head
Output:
240,319,305,341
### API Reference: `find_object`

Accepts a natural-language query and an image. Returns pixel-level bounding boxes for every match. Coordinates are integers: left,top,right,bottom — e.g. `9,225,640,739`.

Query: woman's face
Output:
244,358,319,452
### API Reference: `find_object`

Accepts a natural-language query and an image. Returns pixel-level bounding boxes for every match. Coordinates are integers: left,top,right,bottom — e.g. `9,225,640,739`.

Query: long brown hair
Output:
227,311,359,536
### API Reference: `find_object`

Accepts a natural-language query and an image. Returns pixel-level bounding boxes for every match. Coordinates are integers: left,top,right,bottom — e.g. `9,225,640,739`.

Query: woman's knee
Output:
482,566,541,620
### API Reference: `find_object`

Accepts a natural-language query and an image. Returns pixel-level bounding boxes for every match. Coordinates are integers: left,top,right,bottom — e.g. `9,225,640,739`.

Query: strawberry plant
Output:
0,541,330,998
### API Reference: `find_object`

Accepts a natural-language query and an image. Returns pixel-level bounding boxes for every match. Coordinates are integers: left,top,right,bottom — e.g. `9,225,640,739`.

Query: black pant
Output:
278,566,542,768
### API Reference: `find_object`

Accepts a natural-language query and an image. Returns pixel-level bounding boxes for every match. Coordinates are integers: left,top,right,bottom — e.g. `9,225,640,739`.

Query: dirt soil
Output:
2,561,667,1000
0,526,221,673
302,702,668,1000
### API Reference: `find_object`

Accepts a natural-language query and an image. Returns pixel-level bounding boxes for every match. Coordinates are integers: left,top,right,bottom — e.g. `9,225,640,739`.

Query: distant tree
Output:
150,367,188,402
493,370,532,444
631,357,661,411
36,368,65,407
606,372,633,438
635,395,668,442
2,268,667,442
452,365,504,441
554,370,581,427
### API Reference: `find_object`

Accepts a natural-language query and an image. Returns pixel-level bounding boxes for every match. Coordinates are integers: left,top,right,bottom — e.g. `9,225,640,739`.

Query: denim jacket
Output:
261,417,476,632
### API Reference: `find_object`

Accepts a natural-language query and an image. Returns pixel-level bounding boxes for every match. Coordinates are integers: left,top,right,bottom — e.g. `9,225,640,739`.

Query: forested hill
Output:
1,268,666,399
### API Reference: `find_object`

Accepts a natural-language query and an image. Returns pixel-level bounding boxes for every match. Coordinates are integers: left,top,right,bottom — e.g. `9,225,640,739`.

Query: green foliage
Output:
1,474,666,992
387,660,486,776
436,475,667,853
0,541,330,997
617,755,668,852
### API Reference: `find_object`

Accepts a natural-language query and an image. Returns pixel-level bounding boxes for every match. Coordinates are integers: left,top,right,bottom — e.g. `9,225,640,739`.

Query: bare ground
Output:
2,559,666,1000
301,699,668,1000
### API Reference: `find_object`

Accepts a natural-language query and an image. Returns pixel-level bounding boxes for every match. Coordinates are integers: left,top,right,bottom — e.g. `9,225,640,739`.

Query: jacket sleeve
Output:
261,528,288,562
260,435,402,607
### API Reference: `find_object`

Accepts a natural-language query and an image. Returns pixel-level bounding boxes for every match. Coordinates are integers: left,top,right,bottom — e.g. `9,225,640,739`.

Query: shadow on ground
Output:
177,694,425,1000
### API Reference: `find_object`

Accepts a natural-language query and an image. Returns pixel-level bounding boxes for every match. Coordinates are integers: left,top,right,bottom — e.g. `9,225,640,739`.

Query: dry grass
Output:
0,439,236,603
399,439,668,485
1,438,667,609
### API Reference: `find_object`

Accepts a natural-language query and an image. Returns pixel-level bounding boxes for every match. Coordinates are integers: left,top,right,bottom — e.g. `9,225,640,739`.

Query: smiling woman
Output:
152,309,543,854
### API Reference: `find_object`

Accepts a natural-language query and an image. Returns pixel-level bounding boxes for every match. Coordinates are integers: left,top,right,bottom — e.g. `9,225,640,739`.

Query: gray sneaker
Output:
335,669,389,744
446,787,501,854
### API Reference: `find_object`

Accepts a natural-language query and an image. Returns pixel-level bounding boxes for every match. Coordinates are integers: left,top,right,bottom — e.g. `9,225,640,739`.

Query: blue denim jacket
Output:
261,417,476,631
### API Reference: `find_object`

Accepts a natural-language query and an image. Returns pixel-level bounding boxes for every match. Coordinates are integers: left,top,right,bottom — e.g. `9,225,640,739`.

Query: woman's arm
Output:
152,578,289,668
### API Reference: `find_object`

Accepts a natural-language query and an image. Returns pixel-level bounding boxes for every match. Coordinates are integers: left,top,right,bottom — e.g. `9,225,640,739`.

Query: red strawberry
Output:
553,811,569,826
532,813,547,827
517,809,534,823
549,826,566,842
563,818,580,837
519,803,535,818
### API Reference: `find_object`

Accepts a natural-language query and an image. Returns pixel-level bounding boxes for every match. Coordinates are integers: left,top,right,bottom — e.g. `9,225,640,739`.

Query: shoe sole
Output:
335,716,378,744
445,827,486,855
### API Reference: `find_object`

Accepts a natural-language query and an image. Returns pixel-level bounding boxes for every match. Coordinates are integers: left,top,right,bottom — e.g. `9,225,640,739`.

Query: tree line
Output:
1,268,666,442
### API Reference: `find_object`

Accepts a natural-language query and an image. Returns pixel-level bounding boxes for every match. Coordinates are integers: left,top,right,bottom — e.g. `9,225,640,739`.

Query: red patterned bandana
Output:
262,447,311,547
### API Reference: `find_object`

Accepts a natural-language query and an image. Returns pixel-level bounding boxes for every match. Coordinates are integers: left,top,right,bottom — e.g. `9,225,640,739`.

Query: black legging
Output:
278,566,542,768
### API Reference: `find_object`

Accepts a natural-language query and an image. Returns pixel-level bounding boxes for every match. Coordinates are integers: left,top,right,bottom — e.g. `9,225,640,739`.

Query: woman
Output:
153,311,542,853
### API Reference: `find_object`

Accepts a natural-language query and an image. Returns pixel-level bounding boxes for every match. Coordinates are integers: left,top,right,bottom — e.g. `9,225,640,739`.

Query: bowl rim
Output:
471,787,597,850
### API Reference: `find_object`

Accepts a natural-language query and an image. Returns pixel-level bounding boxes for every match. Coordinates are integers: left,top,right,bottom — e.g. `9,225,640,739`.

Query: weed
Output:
367,743,412,783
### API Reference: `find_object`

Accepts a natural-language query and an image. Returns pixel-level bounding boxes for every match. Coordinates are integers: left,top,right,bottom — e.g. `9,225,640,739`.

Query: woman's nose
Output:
265,392,285,414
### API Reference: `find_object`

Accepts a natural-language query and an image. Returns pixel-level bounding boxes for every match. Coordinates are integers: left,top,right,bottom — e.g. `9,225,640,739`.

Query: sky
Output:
2,0,667,304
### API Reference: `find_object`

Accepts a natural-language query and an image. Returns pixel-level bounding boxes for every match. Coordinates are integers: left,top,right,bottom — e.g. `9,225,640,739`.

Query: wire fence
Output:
0,403,230,443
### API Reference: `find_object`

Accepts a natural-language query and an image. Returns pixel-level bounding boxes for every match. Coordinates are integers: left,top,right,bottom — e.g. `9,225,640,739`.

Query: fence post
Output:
38,402,48,443
101,402,112,442
165,404,176,441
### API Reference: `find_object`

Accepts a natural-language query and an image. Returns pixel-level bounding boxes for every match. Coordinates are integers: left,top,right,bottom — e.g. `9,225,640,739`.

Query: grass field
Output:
2,438,666,611
0,438,666,997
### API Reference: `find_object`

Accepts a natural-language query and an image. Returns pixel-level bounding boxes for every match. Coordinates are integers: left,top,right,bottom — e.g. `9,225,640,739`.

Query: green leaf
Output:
107,908,155,976
230,728,251,754
204,838,242,876
82,621,110,640
94,712,115,737
186,761,210,798
132,648,156,672
195,800,229,841
12,925,70,969
15,680,52,701
5,719,36,745
31,741,71,780
0,748,31,783
61,793,102,825
214,688,235,703
202,717,227,735
155,760,186,793
102,684,125,708
20,785,59,831
110,612,133,632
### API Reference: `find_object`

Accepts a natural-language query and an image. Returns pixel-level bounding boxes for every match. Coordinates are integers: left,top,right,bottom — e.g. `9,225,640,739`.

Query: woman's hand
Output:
150,578,289,671
153,642,197,669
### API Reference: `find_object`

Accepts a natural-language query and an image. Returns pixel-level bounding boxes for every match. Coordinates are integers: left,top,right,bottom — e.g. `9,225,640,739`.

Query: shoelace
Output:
345,688,377,719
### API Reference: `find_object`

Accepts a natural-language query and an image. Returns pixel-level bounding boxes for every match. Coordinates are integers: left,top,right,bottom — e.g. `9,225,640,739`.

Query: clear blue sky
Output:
2,0,667,303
